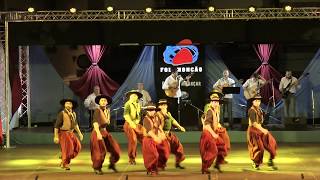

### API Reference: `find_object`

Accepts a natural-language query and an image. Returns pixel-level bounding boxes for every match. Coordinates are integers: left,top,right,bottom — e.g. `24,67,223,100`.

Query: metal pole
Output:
311,88,315,126
26,46,31,128
4,19,10,148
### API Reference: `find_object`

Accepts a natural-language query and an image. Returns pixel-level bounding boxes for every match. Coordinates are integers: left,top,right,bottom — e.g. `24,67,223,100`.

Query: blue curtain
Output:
205,45,247,118
110,46,156,120
274,49,320,120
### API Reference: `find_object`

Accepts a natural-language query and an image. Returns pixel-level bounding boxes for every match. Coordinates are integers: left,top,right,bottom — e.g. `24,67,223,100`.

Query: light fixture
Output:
208,6,215,12
106,6,114,12
145,7,152,13
248,6,256,12
27,7,35,13
69,8,77,13
284,5,292,12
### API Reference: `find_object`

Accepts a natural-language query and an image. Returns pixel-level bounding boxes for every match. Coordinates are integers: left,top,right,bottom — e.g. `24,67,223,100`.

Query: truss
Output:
18,46,31,128
1,7,319,22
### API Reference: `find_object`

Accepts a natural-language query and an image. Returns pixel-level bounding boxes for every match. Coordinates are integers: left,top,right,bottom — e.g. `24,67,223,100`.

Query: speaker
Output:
284,117,307,130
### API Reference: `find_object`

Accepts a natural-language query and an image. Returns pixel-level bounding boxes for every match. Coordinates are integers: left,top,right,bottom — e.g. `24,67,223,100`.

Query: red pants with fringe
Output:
166,132,185,164
90,129,121,170
247,126,277,165
142,137,170,173
123,122,145,160
199,130,227,172
58,131,81,167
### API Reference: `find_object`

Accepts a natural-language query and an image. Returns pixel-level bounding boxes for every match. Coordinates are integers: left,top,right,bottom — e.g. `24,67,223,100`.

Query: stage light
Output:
284,5,292,12
248,6,256,12
145,7,152,13
208,6,215,12
69,8,77,13
27,7,35,13
106,6,114,12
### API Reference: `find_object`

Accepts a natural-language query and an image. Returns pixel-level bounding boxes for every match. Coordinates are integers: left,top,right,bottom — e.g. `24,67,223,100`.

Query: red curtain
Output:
70,45,119,99
254,44,282,104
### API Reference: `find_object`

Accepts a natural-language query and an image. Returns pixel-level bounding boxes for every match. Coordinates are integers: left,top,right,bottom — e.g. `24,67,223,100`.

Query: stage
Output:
0,143,319,180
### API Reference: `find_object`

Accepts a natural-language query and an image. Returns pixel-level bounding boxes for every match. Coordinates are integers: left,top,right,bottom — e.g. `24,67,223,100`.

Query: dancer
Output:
90,94,121,175
247,95,278,170
142,103,170,175
54,99,83,170
157,99,186,169
123,90,146,165
200,92,227,174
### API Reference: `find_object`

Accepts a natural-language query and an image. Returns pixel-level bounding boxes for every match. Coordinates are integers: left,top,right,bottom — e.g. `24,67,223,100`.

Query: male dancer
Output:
123,90,146,165
200,93,227,174
157,99,186,169
142,103,170,176
54,99,83,170
247,95,277,170
90,95,121,175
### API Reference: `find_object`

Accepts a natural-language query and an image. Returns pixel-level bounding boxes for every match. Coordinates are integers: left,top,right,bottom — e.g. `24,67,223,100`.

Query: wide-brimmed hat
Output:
250,95,263,101
157,99,168,105
95,94,113,105
209,93,223,102
143,103,161,111
60,99,78,109
208,90,224,99
125,90,143,99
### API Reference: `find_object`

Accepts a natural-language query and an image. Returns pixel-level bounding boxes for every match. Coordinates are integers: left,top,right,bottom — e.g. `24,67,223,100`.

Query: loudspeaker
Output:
284,117,307,130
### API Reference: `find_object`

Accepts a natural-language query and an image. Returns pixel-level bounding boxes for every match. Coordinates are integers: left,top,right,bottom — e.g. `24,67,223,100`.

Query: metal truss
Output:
18,46,31,128
3,8,320,22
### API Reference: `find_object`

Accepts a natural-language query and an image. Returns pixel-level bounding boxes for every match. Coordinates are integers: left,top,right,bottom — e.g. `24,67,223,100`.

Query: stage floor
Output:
0,143,319,180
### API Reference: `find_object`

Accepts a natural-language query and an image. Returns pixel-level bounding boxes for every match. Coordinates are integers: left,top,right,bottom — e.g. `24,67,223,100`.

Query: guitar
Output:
281,73,309,99
164,73,193,98
243,79,272,100
214,79,244,93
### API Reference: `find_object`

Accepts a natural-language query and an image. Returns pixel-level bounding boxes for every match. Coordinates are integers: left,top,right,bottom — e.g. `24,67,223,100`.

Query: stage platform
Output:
7,127,320,145
0,143,319,180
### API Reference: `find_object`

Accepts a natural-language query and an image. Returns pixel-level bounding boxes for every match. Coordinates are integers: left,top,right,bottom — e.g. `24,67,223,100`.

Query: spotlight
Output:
27,7,35,13
145,7,152,13
208,6,215,12
106,6,114,12
69,8,77,13
248,6,255,12
284,5,292,12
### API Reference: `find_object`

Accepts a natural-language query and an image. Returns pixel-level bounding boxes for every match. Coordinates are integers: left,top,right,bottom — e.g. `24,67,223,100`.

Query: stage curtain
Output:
253,44,282,105
70,45,119,99
109,46,156,120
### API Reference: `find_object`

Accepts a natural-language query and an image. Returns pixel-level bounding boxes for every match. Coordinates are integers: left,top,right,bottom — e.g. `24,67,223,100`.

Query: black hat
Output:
249,95,263,101
208,90,224,99
158,99,168,105
60,99,78,109
144,103,160,111
95,94,113,105
125,90,143,99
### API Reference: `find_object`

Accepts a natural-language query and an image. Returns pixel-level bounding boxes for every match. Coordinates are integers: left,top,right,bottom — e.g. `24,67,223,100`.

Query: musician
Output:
213,69,235,128
84,85,101,129
137,82,152,107
243,73,266,113
279,71,299,121
247,95,277,170
162,67,191,98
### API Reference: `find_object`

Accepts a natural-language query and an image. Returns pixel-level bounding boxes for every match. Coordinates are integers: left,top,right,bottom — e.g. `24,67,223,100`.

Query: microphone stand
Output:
311,88,315,127
183,100,204,122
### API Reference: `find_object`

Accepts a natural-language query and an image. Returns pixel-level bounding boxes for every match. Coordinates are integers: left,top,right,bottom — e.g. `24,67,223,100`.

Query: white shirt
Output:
279,76,299,94
243,78,266,95
213,77,235,99
162,75,189,98
84,93,99,110
137,89,152,107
